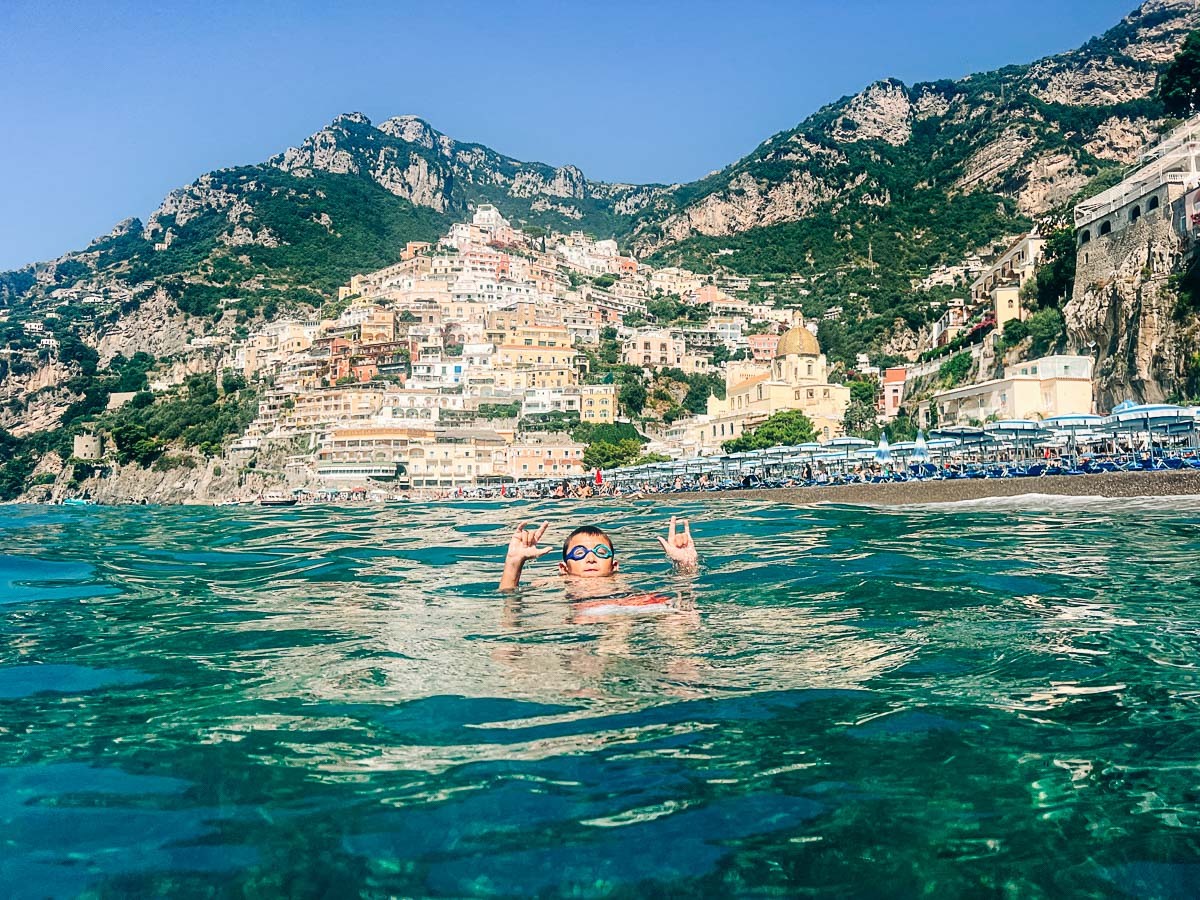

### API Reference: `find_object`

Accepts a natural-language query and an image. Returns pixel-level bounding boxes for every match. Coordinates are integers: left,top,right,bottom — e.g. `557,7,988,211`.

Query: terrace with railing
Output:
1074,113,1200,230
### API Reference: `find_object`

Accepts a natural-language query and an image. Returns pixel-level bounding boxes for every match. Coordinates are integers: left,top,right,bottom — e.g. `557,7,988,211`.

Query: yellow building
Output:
286,387,386,432
493,365,575,391
580,383,617,424
491,323,583,391
703,324,850,444
405,432,509,488
923,355,1094,426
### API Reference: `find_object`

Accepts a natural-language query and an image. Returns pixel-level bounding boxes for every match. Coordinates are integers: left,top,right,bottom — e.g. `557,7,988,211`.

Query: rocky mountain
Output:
636,0,1198,273
271,112,677,230
4,1,1197,322
0,114,680,326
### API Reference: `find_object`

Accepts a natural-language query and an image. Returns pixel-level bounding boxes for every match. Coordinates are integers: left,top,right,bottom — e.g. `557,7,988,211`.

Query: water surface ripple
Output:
2,498,1200,897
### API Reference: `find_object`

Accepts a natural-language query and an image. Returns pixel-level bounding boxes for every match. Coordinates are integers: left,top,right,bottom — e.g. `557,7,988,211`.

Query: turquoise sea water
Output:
2,496,1200,898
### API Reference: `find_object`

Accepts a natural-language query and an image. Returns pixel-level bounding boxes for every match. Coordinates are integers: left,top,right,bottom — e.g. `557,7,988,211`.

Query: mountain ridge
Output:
2,1,1197,334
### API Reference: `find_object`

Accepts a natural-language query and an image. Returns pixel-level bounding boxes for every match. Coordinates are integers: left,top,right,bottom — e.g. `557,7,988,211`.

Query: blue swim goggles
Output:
564,543,615,561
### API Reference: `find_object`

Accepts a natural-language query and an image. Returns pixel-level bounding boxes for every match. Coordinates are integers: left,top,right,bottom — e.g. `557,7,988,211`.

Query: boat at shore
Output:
257,492,298,507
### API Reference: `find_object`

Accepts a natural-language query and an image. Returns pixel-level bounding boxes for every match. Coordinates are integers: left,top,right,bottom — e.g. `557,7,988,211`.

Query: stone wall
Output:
1065,187,1198,409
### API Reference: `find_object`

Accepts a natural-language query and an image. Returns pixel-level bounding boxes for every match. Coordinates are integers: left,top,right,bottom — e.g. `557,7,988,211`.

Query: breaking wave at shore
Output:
887,491,1200,512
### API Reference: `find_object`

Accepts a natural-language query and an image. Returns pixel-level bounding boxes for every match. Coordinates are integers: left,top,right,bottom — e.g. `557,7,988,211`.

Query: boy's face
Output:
559,534,618,578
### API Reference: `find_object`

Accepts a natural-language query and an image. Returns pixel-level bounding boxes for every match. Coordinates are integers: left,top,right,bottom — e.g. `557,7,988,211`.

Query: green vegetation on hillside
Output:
1160,30,1200,117
723,409,816,452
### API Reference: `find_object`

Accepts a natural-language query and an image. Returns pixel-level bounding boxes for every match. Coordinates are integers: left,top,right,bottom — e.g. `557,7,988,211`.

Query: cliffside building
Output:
970,231,1045,331
1074,114,1200,251
73,433,103,461
1070,112,1200,406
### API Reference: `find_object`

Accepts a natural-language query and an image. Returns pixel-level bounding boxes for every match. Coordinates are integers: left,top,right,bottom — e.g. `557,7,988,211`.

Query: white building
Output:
408,355,466,390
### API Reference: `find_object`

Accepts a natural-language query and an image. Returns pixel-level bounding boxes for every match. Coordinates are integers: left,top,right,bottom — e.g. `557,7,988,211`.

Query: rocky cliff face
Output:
1065,198,1199,407
23,439,312,505
631,0,1200,259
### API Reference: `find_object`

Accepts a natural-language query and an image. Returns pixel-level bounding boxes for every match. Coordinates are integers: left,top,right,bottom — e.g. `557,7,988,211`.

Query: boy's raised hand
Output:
507,521,553,563
501,522,553,589
657,515,699,571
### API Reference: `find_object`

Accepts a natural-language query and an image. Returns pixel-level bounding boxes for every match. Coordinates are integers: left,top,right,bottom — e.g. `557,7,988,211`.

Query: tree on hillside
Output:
1032,227,1077,310
1160,30,1200,118
582,438,644,470
1027,308,1065,357
722,409,815,452
938,352,973,388
619,379,646,415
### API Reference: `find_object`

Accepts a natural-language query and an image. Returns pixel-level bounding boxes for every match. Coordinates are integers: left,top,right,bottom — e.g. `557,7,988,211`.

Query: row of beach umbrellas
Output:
594,404,1200,484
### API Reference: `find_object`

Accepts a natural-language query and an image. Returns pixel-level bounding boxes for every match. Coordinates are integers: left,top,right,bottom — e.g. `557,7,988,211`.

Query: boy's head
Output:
559,524,617,578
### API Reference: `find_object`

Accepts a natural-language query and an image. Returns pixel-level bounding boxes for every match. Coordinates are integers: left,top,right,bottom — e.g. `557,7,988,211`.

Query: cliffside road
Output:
722,469,1200,506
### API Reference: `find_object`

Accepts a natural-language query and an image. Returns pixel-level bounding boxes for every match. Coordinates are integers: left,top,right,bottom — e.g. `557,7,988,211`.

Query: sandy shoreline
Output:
709,469,1200,506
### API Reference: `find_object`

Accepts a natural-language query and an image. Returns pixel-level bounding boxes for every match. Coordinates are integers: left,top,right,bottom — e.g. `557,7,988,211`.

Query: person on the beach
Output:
499,516,699,590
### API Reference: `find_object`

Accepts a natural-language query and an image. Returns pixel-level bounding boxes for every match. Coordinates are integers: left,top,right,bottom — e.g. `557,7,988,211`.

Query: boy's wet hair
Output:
562,524,614,559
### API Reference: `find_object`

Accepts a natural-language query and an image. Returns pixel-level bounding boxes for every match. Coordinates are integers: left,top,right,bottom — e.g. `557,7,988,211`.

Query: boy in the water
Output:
499,516,699,590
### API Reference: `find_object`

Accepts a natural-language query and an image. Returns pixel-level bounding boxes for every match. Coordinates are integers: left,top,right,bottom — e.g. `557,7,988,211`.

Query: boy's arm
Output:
656,515,700,573
500,522,553,590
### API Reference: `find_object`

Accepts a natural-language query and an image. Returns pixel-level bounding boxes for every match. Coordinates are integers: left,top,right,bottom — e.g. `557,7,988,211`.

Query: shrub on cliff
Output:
1160,31,1200,118
1026,309,1065,357
938,352,973,388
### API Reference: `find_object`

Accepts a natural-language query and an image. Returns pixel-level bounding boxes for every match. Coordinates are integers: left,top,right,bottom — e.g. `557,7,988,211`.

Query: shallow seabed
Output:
2,497,1200,898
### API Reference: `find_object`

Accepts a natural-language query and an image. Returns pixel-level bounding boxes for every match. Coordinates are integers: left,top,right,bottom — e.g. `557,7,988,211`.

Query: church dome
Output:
775,325,821,357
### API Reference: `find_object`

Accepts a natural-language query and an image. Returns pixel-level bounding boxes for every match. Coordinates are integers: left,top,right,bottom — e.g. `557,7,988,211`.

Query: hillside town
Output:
43,198,1099,497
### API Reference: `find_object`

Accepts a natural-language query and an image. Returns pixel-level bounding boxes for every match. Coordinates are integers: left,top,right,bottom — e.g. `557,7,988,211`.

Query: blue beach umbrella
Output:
874,433,892,465
911,430,931,463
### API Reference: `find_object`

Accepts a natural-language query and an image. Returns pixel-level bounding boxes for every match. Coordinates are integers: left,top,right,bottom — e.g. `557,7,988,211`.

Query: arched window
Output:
1148,195,1161,212
1080,229,1091,244
1130,205,1141,222
1099,220,1112,236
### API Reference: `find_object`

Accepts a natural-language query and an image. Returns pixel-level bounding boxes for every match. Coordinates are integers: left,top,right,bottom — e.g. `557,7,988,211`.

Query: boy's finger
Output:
534,522,549,541
683,519,691,536
667,515,677,538
656,535,670,550
532,546,554,558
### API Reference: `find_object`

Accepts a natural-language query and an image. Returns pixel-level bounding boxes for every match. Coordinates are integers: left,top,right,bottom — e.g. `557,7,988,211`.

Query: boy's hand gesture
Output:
507,521,552,564
501,522,552,589
657,515,699,571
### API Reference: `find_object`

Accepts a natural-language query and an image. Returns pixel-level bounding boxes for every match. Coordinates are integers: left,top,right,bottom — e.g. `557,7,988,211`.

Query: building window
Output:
1148,195,1161,212
1099,220,1112,236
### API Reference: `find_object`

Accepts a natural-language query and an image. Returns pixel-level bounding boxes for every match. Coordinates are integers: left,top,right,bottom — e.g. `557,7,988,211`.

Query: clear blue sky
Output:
0,0,1141,271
